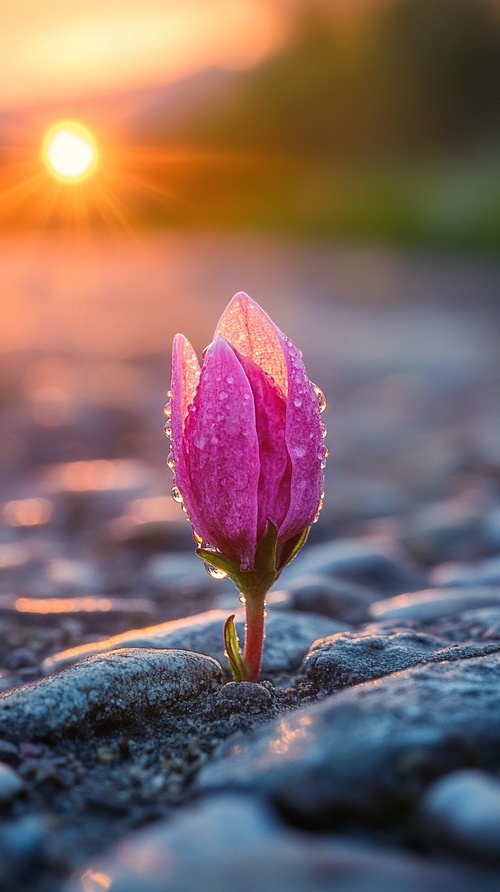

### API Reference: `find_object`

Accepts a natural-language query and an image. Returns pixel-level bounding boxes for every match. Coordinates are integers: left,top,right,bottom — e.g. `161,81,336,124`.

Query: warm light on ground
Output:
43,121,99,182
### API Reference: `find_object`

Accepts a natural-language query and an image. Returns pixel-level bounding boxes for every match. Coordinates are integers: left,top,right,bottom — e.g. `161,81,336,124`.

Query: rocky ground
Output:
0,237,499,891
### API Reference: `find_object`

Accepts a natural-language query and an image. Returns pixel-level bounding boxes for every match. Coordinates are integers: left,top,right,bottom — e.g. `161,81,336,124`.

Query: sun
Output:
43,121,99,183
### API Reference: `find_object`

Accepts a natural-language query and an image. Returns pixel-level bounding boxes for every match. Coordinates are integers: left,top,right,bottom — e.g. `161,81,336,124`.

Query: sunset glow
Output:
43,121,99,182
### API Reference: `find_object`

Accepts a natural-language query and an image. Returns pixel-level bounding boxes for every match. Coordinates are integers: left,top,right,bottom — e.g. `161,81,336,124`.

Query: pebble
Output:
110,517,192,552
215,682,274,715
458,607,500,639
420,769,500,862
42,609,348,678
484,506,500,551
0,648,223,741
302,628,448,693
284,573,378,624
400,496,489,563
283,536,421,597
64,793,497,892
198,653,500,829
370,587,500,623
145,552,232,599
0,593,158,630
0,762,24,802
431,556,500,588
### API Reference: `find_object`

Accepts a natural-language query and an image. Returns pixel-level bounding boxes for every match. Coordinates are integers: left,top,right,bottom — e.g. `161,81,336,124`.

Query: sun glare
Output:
43,121,99,182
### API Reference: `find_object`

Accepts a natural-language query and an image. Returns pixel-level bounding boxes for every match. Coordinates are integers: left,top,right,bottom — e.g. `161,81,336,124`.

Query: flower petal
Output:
277,334,324,542
170,334,204,537
183,336,260,568
215,292,288,398
237,354,291,539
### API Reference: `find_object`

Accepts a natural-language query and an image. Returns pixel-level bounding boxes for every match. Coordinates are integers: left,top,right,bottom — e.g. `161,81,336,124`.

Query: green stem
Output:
243,592,266,683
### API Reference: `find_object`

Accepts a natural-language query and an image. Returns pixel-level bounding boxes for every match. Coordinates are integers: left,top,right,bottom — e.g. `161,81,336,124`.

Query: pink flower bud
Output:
169,293,325,571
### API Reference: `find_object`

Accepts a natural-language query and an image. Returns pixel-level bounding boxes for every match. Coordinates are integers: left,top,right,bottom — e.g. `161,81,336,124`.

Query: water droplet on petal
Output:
163,401,171,417
205,563,228,580
218,391,228,401
321,423,328,440
226,375,234,385
163,419,172,439
171,485,183,504
293,397,302,408
313,491,325,523
313,383,327,413
166,452,175,470
239,593,246,605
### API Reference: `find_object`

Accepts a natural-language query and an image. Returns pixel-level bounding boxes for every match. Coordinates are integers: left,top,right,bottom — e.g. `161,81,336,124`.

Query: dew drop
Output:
226,375,234,385
171,485,183,504
293,397,302,408
166,389,172,399
239,593,247,605
163,419,172,439
313,384,327,413
163,401,171,417
313,491,325,523
321,423,328,440
166,452,175,470
205,564,228,580
218,391,228,401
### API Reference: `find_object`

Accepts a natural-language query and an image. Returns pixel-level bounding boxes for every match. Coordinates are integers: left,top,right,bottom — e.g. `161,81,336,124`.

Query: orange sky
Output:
0,0,290,109
0,0,392,110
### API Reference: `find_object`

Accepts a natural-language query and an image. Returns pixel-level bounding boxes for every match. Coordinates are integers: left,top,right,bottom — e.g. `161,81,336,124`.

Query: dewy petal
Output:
183,336,260,568
170,334,205,538
215,293,288,398
276,333,324,543
237,354,291,539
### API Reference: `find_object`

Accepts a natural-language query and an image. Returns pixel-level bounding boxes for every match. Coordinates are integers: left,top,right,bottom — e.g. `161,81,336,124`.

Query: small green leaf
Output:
255,519,279,574
224,614,248,682
196,549,241,578
277,527,310,572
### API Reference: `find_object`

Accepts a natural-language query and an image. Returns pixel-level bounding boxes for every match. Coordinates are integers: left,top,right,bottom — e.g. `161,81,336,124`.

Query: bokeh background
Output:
1,0,499,553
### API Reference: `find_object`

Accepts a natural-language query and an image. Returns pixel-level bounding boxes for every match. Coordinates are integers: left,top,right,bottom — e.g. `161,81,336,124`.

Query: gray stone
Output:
285,573,378,624
144,552,231,598
421,769,500,862
42,609,347,678
431,556,500,588
283,536,421,597
400,498,487,563
43,558,103,593
302,629,449,693
459,607,500,639
198,653,500,829
0,762,24,802
0,648,222,742
215,682,273,715
370,587,500,623
64,794,497,892
484,506,500,551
